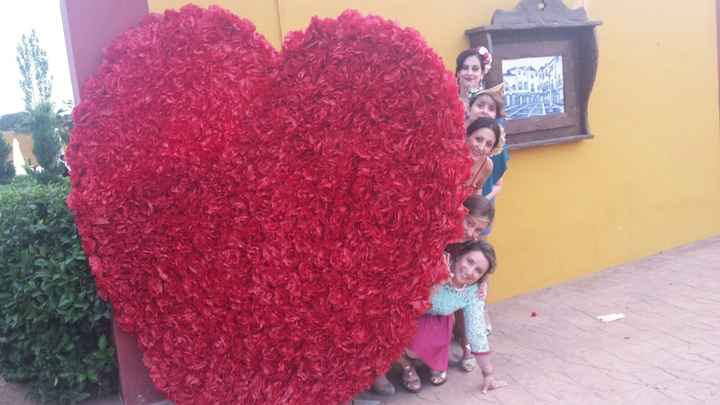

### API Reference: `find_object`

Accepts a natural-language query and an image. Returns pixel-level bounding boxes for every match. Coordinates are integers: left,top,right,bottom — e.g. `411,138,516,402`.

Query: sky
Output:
0,1,74,116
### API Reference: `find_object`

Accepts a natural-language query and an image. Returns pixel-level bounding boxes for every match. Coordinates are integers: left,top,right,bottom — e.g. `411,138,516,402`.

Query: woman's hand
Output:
486,178,504,200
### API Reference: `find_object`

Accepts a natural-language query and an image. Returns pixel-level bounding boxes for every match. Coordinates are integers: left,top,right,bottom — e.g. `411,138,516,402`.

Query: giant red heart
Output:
67,5,469,404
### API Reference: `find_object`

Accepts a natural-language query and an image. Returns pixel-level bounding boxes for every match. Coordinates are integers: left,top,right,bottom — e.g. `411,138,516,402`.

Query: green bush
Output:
0,177,118,404
0,138,14,184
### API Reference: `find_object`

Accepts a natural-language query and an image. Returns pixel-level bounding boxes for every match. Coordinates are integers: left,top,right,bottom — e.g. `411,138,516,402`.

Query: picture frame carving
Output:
466,0,601,149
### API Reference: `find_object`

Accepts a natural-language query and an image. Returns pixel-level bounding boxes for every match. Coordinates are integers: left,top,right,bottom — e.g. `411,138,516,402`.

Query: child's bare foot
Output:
481,375,508,393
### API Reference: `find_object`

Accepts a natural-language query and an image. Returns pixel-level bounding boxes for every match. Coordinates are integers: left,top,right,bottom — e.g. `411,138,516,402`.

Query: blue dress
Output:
407,282,490,371
482,145,510,197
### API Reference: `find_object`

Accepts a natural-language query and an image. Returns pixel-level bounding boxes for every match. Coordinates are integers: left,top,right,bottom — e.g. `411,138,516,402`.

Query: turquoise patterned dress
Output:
408,282,490,371
428,283,490,354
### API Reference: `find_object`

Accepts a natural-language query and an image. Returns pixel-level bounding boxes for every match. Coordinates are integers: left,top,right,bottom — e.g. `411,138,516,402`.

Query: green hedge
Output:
0,177,118,404
0,138,14,184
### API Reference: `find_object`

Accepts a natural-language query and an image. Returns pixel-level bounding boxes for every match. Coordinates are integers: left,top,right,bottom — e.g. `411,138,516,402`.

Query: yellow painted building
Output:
149,0,720,302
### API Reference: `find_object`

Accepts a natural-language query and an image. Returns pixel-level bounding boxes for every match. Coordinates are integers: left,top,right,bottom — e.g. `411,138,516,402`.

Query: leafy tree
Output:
16,30,52,111
16,30,71,182
55,101,73,146
29,102,62,175
0,111,31,132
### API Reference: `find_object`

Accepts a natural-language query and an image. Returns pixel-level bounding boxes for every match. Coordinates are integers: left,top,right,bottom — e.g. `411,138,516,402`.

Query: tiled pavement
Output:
2,236,719,405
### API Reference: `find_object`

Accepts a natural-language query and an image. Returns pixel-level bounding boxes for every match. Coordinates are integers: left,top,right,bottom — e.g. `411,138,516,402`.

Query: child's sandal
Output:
461,353,478,372
429,370,447,386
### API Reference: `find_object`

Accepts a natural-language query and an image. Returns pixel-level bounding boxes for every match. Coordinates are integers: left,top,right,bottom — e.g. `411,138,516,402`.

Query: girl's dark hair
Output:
445,239,498,280
455,49,487,75
468,91,506,119
465,117,501,149
463,195,495,223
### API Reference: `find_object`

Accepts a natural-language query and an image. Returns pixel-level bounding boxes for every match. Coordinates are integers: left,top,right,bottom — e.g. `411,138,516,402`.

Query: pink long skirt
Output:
407,314,454,371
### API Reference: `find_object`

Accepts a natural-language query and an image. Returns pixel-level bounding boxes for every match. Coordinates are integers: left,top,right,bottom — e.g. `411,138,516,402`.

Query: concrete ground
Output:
2,236,719,405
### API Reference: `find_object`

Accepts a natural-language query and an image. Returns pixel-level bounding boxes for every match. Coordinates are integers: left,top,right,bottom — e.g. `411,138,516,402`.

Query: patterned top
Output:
428,283,490,354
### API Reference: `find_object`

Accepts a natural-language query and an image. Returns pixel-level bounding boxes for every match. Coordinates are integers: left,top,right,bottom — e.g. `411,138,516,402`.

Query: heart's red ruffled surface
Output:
67,5,469,404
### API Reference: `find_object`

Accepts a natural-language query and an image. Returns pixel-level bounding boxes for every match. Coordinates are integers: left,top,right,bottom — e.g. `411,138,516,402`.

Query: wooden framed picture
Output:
466,0,601,149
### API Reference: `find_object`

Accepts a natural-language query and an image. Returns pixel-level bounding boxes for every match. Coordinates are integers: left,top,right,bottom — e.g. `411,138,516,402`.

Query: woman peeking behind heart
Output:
398,239,508,394
464,117,502,195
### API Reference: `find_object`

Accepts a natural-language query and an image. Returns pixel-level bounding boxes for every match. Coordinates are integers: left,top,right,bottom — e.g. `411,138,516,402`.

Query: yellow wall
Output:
149,0,720,302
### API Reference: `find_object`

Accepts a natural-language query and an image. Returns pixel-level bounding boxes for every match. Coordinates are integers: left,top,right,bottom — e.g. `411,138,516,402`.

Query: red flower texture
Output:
66,5,470,405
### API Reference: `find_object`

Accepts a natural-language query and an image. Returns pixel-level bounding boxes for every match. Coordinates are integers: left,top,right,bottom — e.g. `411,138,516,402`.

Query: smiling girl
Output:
398,240,507,394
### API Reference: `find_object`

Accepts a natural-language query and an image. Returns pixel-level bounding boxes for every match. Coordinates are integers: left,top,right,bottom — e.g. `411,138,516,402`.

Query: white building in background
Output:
1,132,32,176
12,138,27,176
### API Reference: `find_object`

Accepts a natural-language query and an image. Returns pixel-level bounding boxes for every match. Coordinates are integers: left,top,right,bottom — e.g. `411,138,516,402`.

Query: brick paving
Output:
2,236,719,405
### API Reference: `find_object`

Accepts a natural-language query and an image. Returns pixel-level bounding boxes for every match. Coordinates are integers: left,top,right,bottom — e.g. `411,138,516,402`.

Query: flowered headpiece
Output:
477,47,493,75
467,82,504,103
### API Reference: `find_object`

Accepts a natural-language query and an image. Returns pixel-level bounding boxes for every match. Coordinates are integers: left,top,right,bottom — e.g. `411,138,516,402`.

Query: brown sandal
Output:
399,358,422,393
429,369,447,386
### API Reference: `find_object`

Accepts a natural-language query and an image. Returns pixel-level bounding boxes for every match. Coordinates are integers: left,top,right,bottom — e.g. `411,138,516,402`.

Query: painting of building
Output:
502,55,564,119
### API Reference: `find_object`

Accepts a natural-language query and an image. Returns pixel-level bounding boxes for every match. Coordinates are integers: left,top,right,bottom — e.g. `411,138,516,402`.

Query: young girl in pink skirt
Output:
398,239,507,394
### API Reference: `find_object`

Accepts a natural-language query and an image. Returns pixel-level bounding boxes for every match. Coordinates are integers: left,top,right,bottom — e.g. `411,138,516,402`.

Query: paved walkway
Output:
2,236,719,405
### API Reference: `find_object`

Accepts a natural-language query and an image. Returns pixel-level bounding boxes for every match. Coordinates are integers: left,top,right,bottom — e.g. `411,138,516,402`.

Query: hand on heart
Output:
67,5,470,404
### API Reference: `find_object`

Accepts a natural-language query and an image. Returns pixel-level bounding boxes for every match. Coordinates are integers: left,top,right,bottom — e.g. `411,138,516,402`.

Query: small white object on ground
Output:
596,313,625,322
